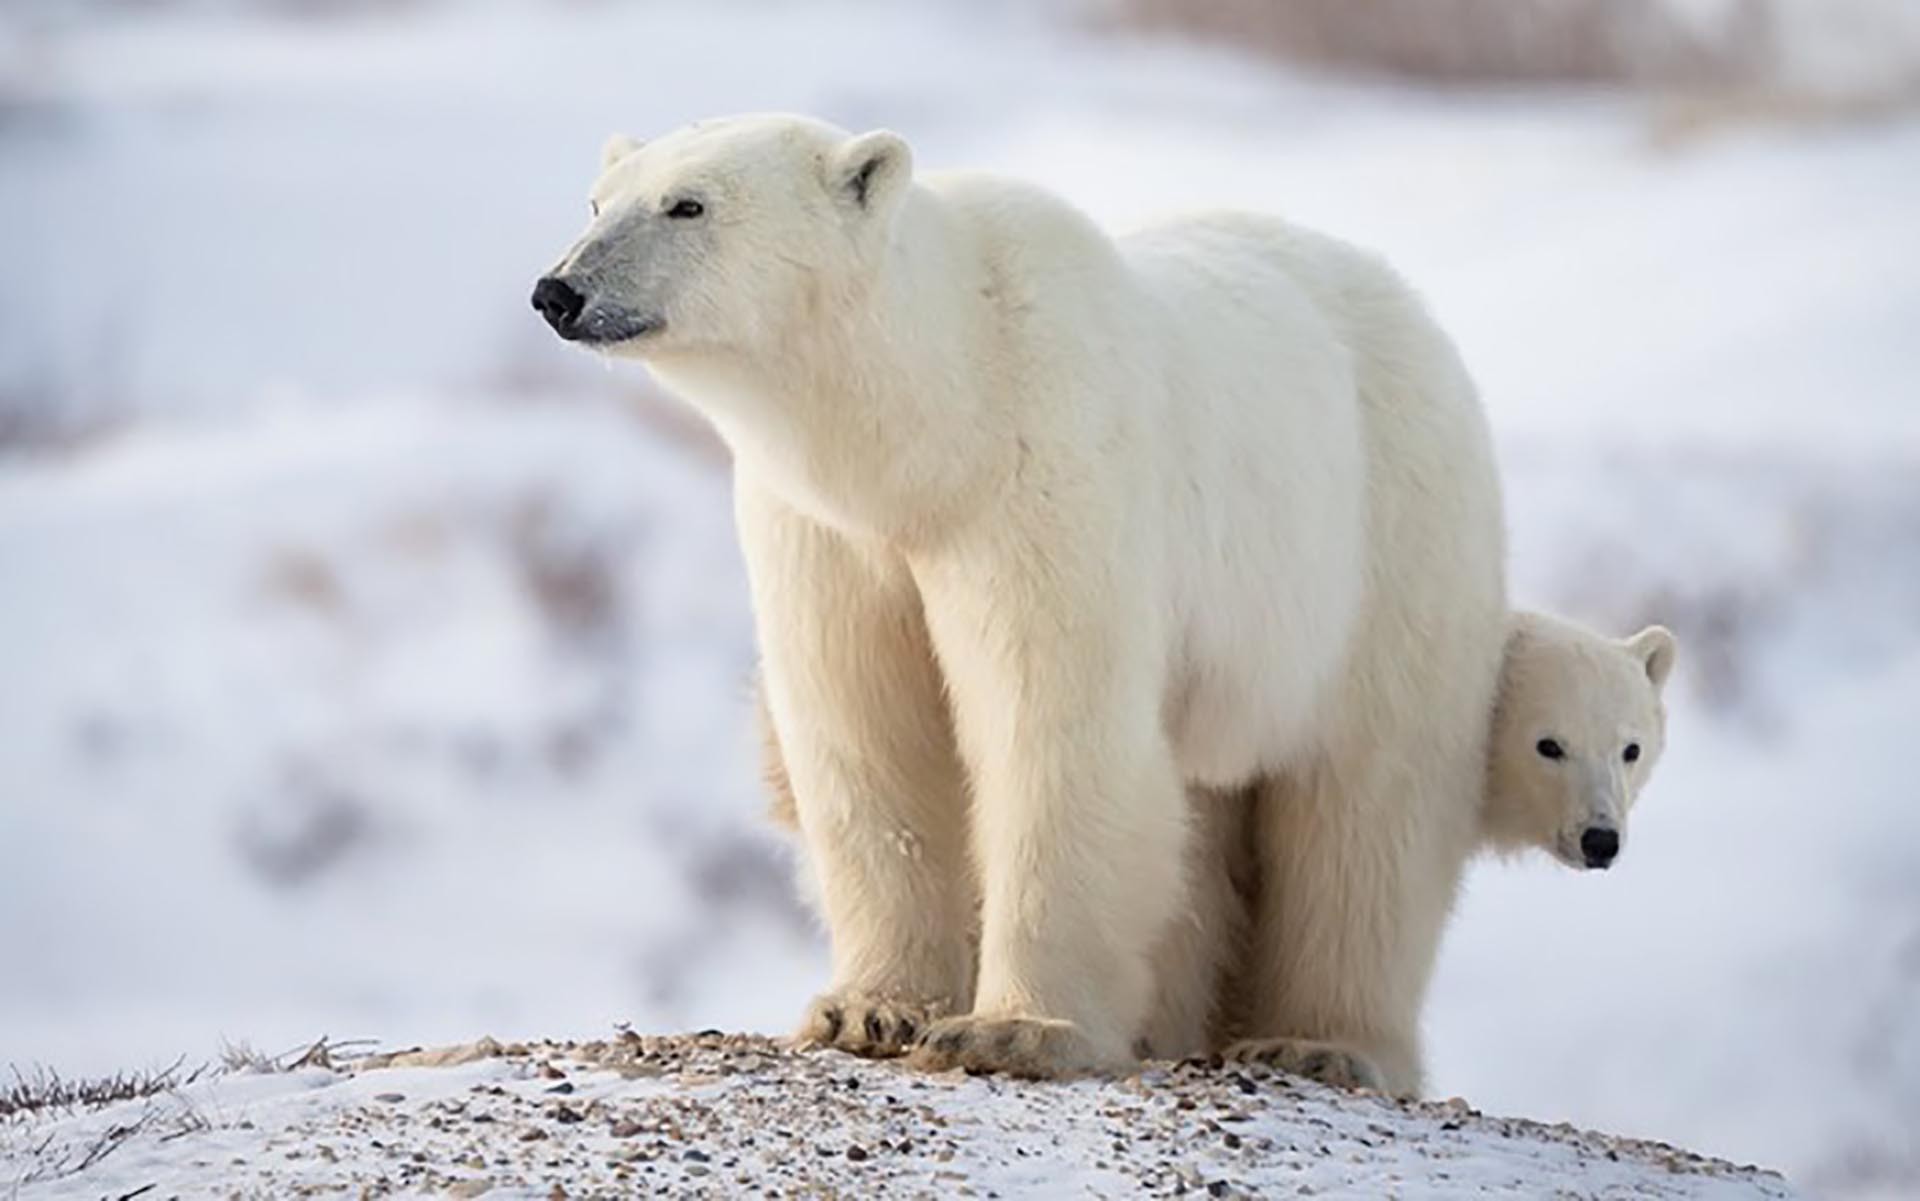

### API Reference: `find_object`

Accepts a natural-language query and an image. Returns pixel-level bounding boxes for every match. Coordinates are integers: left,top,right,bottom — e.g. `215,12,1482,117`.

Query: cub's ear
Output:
829,129,912,214
601,133,642,171
1624,625,1678,691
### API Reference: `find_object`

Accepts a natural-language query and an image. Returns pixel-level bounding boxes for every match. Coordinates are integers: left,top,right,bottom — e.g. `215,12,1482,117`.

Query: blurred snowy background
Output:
1,0,1916,1194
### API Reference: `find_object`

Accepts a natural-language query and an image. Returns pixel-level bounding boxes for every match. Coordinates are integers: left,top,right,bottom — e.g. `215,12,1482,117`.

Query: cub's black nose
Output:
531,276,587,338
1580,826,1620,869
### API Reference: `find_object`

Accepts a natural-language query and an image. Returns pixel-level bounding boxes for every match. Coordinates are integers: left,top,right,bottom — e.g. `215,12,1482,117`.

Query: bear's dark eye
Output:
588,199,600,217
665,198,705,219
1623,742,1642,763
1535,738,1565,761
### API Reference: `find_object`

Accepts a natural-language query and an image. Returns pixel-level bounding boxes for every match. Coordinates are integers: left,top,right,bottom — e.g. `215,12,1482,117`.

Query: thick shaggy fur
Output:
759,612,1679,1070
537,114,1507,1093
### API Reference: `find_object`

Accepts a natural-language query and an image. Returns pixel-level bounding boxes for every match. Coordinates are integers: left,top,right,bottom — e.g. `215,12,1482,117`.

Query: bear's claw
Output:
797,992,940,1059
1224,1036,1386,1092
907,1015,1108,1079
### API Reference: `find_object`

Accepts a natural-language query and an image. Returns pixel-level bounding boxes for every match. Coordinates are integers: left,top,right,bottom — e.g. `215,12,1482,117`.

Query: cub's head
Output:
1484,612,1678,871
530,114,912,359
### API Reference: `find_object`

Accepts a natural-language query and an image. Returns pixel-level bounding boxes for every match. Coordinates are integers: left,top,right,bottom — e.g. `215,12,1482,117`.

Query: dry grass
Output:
6,1090,213,1189
1108,0,1776,87
1645,74,1920,148
220,1034,378,1074
1106,0,1920,140
1,1058,205,1122
6,1063,210,1189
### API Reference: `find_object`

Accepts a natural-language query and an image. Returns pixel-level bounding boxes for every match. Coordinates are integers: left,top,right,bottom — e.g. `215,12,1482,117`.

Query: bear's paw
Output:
797,992,945,1059
907,1015,1113,1079
1224,1037,1387,1092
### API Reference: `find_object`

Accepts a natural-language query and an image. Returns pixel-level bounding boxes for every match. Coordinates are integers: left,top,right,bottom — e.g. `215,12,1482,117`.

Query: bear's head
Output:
531,114,912,360
1484,613,1678,871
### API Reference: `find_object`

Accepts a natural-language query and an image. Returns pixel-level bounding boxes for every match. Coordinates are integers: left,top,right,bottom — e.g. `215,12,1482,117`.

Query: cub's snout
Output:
1579,825,1620,869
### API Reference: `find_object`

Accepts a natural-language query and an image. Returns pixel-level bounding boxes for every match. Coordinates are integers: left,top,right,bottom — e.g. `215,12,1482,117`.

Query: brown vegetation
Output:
1111,0,1777,87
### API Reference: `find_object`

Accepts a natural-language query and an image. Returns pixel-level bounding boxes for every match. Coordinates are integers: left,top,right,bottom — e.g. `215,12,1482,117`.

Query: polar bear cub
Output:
1481,612,1678,871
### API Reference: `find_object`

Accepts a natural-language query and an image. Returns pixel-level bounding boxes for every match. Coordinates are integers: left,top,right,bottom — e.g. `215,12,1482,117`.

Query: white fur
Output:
1481,612,1677,869
539,114,1508,1091
751,608,1681,1073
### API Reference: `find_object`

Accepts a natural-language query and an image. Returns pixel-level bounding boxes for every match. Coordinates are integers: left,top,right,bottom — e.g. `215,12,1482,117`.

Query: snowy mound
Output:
6,1032,1797,1199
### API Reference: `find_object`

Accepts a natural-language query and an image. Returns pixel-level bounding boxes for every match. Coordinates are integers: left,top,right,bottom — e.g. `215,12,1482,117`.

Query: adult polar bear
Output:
533,114,1506,1095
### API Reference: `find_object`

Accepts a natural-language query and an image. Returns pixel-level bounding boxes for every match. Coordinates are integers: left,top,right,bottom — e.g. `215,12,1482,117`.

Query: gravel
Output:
5,1032,1800,1198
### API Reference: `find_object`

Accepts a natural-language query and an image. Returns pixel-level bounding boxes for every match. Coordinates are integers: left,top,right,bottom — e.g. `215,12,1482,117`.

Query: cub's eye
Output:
588,199,600,217
1623,742,1642,763
1535,738,1566,761
665,198,705,219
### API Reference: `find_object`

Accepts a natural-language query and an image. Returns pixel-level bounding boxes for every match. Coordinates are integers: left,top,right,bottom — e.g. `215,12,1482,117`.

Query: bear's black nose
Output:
531,276,587,338
1580,826,1619,869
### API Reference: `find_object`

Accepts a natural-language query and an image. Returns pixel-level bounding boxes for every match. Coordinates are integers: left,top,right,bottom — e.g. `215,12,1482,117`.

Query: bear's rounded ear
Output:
829,129,912,215
601,133,642,172
1624,625,1678,691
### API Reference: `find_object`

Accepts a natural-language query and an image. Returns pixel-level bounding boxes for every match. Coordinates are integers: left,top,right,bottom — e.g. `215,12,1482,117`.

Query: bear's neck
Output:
1476,780,1536,854
658,189,1015,545
1477,740,1553,858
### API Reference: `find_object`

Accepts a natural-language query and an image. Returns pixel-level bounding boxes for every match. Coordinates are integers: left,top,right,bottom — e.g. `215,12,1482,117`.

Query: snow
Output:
1,1035,1801,1198
2,2,1917,1196
0,395,810,1071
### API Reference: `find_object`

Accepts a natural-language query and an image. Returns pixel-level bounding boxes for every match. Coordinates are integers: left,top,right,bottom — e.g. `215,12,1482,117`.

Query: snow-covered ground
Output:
1,1034,1802,1198
2,2,1917,1196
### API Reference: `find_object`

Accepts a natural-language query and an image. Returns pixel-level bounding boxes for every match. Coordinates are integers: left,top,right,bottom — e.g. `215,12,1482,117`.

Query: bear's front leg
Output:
737,484,976,1058
907,529,1188,1077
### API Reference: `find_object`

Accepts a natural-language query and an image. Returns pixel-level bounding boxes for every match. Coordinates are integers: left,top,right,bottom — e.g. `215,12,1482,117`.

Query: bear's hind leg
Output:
1138,784,1255,1062
1231,755,1479,1096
